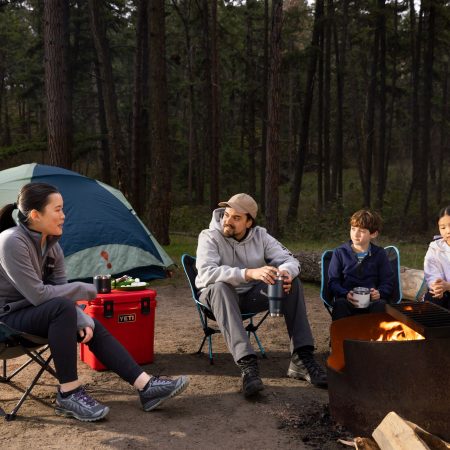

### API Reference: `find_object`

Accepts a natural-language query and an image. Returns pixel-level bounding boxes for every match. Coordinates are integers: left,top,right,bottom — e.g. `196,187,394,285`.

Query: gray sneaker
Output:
55,386,110,422
139,375,189,411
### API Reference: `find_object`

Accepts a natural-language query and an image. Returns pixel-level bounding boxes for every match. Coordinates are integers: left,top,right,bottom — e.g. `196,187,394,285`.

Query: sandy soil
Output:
0,282,346,450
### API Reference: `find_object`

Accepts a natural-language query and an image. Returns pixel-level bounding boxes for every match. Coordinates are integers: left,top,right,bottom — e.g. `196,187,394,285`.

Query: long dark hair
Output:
0,182,60,233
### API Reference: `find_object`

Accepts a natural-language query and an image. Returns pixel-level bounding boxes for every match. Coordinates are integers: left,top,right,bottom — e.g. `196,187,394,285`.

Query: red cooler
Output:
79,289,157,371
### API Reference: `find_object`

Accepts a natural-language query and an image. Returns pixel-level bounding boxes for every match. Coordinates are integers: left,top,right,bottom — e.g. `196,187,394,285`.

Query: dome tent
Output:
0,163,173,281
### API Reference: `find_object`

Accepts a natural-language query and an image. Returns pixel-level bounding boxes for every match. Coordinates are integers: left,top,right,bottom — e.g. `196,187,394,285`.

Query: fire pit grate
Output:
386,301,450,339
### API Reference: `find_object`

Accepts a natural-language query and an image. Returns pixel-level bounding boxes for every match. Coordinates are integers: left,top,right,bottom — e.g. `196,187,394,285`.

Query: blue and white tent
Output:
0,163,174,281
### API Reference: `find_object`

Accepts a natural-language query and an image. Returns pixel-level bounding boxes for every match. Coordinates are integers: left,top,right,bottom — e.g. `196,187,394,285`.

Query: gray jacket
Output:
0,223,96,329
195,208,300,294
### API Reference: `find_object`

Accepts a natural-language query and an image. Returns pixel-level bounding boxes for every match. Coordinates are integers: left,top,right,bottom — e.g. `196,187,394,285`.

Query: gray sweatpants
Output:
199,277,314,363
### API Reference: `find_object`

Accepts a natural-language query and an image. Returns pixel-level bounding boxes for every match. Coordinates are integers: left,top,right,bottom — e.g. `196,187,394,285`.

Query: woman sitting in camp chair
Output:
0,182,188,422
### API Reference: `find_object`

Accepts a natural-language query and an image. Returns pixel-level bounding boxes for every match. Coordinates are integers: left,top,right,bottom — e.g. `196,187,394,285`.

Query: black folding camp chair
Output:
181,254,269,364
320,245,403,316
0,322,57,421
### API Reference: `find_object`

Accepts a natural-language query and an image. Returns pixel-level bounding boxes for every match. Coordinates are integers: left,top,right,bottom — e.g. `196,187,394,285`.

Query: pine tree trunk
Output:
43,0,72,169
286,0,324,221
265,0,283,237
376,0,387,210
88,0,129,196
260,0,269,212
131,0,149,215
419,0,435,231
148,0,171,245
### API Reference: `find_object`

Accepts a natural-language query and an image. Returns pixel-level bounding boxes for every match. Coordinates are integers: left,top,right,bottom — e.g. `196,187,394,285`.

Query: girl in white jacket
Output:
424,205,450,309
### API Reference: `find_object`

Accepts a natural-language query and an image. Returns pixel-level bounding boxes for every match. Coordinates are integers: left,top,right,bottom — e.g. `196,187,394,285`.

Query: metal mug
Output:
352,287,371,308
267,273,285,317
93,275,112,294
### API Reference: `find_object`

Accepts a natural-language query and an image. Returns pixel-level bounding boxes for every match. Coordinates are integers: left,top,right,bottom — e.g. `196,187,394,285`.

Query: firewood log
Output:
372,411,431,450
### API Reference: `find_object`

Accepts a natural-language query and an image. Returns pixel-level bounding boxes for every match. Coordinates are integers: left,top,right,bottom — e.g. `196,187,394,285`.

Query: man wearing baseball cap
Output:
195,193,327,398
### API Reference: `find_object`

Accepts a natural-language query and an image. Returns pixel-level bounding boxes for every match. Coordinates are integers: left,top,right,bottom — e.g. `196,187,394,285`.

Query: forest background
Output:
0,0,449,269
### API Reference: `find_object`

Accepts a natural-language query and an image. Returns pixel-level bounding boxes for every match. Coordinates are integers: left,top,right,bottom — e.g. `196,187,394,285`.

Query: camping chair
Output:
0,322,57,421
320,245,403,316
181,254,269,364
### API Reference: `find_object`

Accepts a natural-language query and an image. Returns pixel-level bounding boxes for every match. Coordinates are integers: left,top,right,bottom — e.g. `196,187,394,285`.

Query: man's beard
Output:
223,225,235,237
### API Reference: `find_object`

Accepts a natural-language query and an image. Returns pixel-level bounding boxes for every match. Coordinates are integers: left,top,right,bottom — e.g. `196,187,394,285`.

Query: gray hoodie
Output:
195,208,300,293
0,223,96,329
424,237,450,287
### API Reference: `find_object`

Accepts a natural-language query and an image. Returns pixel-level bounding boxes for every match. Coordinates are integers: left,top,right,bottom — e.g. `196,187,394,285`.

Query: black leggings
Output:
1,297,144,385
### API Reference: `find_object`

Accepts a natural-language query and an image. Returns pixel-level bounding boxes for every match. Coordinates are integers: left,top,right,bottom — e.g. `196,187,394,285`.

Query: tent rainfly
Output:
0,163,174,281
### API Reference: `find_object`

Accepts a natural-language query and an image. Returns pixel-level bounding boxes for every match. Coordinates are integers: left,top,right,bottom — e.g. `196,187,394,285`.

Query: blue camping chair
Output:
320,245,403,316
0,322,57,421
181,254,269,364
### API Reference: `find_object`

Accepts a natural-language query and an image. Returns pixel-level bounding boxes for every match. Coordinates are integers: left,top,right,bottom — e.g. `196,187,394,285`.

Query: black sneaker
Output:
55,386,110,422
139,375,189,412
237,356,264,397
287,353,328,387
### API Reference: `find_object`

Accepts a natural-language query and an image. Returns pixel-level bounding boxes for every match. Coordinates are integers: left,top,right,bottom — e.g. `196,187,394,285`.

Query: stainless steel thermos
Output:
267,273,285,317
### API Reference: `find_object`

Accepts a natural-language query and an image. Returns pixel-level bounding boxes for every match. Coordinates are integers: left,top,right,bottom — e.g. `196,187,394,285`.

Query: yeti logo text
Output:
118,314,136,323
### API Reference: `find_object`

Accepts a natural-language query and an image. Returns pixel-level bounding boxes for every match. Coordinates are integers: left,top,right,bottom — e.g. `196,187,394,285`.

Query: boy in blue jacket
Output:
328,209,394,321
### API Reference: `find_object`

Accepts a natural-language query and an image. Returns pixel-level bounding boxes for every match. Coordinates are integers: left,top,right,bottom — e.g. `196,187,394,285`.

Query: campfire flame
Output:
375,321,425,341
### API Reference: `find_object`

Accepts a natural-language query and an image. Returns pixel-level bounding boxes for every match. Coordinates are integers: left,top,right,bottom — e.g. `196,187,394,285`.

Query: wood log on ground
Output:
372,411,450,450
354,437,381,450
294,251,426,301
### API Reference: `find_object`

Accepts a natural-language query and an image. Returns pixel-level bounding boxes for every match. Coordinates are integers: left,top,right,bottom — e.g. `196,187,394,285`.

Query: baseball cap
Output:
218,193,258,219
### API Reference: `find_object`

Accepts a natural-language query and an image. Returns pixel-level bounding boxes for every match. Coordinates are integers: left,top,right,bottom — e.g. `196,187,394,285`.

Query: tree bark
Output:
260,0,269,212
43,0,72,169
131,0,149,215
209,0,220,210
246,0,257,197
286,0,324,221
148,0,171,245
88,0,129,196
404,2,423,216
419,0,435,231
363,3,381,208
375,0,387,210
265,0,283,237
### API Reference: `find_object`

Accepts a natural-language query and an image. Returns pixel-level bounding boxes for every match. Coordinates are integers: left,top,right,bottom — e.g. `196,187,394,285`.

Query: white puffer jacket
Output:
424,237,450,287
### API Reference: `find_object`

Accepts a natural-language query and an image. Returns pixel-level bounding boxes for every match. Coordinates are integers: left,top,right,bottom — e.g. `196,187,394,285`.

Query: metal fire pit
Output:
327,309,450,440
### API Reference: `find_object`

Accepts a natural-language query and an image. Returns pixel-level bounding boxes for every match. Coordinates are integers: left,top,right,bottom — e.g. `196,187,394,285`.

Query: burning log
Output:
372,411,450,450
294,251,426,301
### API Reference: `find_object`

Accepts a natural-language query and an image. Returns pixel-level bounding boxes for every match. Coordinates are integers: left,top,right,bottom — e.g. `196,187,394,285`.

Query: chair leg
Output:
2,354,53,421
207,335,214,365
2,346,55,382
251,331,267,358
196,334,208,354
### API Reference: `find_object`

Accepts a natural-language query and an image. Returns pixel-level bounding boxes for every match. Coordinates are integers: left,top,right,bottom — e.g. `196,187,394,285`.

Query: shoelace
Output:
302,358,326,378
73,388,98,407
151,376,174,386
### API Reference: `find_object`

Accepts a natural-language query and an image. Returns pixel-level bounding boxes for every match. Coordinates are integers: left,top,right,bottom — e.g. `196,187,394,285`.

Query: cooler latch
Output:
103,300,114,318
141,297,151,315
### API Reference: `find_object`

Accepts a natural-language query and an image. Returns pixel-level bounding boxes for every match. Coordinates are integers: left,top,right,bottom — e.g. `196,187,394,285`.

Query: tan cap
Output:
218,193,258,219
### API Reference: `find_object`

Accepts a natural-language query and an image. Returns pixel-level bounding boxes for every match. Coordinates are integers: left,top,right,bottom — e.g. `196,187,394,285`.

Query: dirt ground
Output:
0,282,351,450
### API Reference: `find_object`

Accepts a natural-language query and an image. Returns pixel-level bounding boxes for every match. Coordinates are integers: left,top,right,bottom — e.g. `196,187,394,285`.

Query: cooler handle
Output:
103,300,114,318
141,297,151,315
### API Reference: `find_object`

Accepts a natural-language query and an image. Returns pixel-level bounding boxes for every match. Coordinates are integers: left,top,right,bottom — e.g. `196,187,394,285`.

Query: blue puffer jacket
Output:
328,241,394,300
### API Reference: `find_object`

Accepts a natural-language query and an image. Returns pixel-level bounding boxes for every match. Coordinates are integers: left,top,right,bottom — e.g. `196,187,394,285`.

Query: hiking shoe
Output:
139,375,189,411
287,353,328,387
55,386,109,422
237,356,264,397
